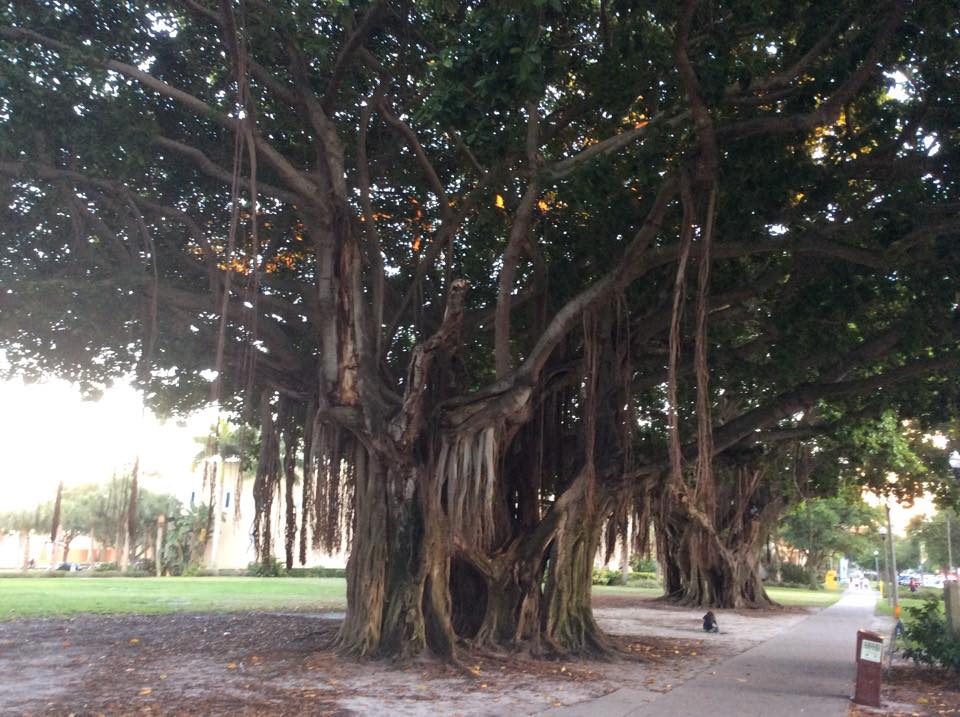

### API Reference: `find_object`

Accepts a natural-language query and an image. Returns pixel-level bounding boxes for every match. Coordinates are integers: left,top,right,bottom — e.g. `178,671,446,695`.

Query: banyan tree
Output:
2,0,959,657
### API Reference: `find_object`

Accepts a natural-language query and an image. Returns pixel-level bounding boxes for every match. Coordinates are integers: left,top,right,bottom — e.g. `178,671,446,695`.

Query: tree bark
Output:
20,530,31,571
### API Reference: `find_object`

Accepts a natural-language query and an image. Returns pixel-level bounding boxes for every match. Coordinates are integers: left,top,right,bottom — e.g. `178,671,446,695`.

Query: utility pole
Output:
947,511,954,573
156,515,166,577
886,504,899,612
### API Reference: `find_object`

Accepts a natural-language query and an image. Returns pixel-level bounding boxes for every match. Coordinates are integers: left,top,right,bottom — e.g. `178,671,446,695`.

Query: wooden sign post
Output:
853,629,884,708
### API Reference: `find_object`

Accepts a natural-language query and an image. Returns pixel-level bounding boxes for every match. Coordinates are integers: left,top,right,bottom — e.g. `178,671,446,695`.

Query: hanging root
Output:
435,426,499,549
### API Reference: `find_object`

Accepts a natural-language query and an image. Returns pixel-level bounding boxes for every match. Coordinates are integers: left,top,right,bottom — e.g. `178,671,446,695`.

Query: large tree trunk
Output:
657,466,779,609
337,419,613,660
542,484,609,654
338,444,456,658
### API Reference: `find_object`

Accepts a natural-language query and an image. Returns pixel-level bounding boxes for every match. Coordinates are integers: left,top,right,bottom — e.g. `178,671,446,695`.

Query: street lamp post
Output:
948,451,959,574
879,526,889,603
886,505,899,612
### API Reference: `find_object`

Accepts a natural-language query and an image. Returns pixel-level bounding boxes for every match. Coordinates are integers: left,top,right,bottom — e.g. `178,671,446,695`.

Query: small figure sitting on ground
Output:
702,611,719,633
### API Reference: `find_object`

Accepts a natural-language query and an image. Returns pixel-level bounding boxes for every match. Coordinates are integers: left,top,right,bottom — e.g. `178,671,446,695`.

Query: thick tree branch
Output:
0,26,318,199
712,354,957,456
723,13,851,101
716,0,908,142
542,111,688,181
153,136,298,204
495,101,541,378
390,279,469,448
321,0,388,112
377,98,451,212
518,176,679,382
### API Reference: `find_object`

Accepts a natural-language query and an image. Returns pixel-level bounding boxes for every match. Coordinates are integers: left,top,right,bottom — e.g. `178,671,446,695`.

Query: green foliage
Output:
592,567,625,586
901,509,959,571
779,562,813,586
162,505,207,576
780,496,883,577
247,557,284,577
902,596,960,671
192,420,259,473
630,557,658,573
245,563,347,578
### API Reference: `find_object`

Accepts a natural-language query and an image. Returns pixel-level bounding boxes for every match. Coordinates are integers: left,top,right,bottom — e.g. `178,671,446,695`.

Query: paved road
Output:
545,591,878,717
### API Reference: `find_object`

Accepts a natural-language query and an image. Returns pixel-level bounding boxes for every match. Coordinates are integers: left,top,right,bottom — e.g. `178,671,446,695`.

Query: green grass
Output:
875,595,944,617
766,586,843,607
591,585,664,598
592,583,843,607
0,576,847,621
0,576,347,620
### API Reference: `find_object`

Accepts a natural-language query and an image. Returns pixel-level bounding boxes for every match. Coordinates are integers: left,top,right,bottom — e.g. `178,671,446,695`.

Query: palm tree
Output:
0,509,42,570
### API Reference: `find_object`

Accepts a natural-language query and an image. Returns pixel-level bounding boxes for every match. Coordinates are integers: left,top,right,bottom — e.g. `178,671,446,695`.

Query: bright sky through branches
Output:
0,373,207,510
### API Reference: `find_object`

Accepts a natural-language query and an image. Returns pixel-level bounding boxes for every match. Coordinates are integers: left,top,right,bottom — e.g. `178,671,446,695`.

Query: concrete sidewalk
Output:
543,591,878,717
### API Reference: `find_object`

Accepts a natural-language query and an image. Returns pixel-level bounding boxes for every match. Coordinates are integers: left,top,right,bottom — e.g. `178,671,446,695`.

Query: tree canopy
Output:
2,0,958,657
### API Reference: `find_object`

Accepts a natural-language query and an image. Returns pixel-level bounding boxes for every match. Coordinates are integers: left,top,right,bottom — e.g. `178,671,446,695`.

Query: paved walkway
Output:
544,590,878,717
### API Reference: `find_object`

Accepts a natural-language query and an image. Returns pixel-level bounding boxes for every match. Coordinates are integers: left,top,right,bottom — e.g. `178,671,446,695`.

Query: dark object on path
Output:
703,611,719,633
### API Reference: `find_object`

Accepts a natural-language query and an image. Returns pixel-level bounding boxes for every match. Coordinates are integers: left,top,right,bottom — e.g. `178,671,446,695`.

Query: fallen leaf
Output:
226,662,237,669
129,638,140,645
139,688,152,697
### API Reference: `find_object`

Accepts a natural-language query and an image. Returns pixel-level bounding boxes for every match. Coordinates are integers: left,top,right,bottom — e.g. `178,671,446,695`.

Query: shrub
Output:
132,558,155,574
181,563,205,577
592,567,625,586
626,571,660,588
94,562,119,572
630,557,658,573
902,595,960,671
246,561,346,578
779,563,812,586
247,557,283,577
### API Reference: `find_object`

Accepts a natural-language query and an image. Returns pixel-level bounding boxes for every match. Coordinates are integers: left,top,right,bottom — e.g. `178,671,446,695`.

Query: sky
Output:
0,374,211,510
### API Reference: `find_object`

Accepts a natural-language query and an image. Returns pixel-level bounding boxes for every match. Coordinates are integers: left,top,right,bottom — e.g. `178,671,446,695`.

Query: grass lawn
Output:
875,593,944,617
0,576,347,619
0,576,846,620
591,585,664,598
592,583,843,607
766,586,843,607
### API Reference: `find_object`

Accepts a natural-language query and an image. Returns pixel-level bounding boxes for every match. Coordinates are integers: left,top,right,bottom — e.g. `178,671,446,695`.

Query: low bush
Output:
779,563,812,585
132,558,155,574
630,557,658,573
902,595,960,671
592,567,626,586
246,559,346,578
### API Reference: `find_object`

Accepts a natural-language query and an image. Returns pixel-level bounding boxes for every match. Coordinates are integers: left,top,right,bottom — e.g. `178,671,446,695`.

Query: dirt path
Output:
0,596,818,716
